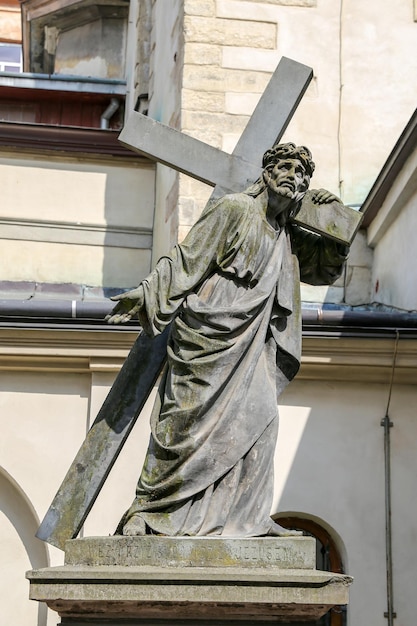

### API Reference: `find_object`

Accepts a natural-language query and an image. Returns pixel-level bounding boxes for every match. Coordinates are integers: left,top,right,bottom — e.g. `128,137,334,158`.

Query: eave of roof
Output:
361,108,417,228
0,120,148,159
0,72,127,94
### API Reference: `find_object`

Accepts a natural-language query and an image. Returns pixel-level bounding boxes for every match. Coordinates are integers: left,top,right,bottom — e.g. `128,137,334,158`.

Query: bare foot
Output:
122,513,147,536
265,521,303,537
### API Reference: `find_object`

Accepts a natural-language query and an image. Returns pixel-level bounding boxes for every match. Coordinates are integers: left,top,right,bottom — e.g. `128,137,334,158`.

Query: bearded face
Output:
263,157,311,205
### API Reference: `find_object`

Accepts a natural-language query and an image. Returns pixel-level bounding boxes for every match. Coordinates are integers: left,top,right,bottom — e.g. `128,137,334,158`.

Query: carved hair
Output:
262,142,315,177
244,142,314,198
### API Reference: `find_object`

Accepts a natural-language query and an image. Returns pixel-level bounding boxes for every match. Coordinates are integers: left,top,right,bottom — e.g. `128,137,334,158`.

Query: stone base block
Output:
27,536,352,624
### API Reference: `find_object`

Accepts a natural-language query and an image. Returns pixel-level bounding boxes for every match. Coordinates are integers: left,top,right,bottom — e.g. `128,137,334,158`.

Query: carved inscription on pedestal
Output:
64,536,316,570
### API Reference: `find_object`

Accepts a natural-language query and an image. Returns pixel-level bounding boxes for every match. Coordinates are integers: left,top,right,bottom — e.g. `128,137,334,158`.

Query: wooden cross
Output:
36,58,358,550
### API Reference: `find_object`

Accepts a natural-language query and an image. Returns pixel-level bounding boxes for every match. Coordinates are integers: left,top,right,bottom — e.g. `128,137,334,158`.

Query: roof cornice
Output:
0,327,415,384
361,108,417,228
0,121,147,160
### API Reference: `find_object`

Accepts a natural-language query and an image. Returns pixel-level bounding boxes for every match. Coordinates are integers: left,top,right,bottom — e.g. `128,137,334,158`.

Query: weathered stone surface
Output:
182,110,249,134
184,0,216,16
182,88,224,113
240,0,316,5
184,16,277,48
222,46,279,72
225,91,260,116
217,0,316,22
293,192,364,245
27,536,352,622
64,536,316,569
36,58,351,554
183,65,273,95
183,43,222,66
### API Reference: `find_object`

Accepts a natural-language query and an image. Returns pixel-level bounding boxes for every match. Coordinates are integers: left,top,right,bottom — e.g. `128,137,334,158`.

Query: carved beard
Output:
262,169,309,205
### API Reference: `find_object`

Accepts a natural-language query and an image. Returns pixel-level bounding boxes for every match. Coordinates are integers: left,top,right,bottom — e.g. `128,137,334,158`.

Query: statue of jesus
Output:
107,142,348,537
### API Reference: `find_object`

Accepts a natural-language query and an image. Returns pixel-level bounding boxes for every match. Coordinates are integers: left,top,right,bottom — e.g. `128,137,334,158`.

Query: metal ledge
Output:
0,72,127,95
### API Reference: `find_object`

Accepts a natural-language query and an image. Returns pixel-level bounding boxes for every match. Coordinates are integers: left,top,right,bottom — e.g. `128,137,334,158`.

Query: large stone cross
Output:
119,57,311,201
37,58,359,550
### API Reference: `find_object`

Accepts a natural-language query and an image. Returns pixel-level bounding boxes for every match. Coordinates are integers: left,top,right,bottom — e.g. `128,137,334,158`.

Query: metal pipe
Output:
302,308,417,328
381,332,399,624
0,71,126,85
0,299,113,319
1,301,417,328
100,98,120,130
381,413,395,625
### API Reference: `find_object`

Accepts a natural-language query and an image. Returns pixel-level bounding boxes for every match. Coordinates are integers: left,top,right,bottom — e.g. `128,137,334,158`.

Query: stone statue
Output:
106,142,348,538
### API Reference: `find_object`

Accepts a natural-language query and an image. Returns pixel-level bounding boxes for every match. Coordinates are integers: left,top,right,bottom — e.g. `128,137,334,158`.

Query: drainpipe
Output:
100,98,120,129
381,332,399,625
1,302,417,328
0,299,113,320
302,308,417,328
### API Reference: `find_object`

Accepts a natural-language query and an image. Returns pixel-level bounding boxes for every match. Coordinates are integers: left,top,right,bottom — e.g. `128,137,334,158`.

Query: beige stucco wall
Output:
368,146,417,311
0,153,155,288
372,195,417,311
340,1,417,205
276,376,417,626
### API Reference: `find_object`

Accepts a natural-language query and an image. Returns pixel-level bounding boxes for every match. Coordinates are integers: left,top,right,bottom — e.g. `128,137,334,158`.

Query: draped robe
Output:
120,190,347,536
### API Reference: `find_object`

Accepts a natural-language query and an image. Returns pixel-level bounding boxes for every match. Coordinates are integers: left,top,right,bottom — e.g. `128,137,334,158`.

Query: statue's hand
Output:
310,188,341,204
105,286,144,324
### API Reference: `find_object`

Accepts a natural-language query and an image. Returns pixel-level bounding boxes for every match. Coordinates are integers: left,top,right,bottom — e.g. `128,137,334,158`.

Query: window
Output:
274,515,347,626
20,0,129,79
0,43,22,72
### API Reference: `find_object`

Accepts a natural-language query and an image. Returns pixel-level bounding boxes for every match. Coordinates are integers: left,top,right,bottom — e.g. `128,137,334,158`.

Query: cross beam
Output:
37,58,316,550
118,57,362,243
119,57,312,198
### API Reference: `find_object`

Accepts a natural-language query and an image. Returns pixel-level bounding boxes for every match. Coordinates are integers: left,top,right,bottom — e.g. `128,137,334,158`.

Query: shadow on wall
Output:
274,379,387,565
273,379,390,622
0,466,49,626
102,163,155,290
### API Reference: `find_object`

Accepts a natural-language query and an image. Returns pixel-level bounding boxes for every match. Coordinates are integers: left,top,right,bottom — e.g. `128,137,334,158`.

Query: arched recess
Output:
0,466,49,625
274,513,347,626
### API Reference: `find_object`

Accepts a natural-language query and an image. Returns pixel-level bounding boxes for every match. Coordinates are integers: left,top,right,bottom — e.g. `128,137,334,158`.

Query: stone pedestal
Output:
27,536,352,624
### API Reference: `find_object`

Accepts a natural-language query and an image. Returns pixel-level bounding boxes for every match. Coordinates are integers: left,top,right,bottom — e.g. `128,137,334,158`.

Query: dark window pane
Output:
4,64,20,73
0,44,22,72
0,44,22,63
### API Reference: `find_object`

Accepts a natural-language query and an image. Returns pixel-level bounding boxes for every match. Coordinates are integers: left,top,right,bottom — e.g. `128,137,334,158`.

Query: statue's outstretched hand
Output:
310,188,341,204
105,286,144,324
